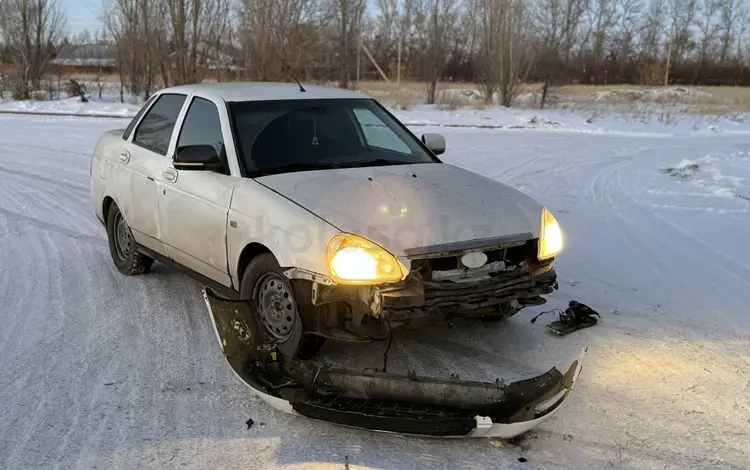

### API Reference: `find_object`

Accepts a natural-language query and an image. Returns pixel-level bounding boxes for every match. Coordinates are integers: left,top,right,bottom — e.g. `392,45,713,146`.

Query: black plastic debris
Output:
532,301,601,336
246,418,254,429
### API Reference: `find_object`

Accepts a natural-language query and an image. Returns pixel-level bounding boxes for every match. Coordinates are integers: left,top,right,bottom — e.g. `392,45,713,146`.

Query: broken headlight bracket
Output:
202,286,586,439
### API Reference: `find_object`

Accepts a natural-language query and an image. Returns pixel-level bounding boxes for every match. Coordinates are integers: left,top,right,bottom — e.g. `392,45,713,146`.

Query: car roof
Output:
159,82,371,103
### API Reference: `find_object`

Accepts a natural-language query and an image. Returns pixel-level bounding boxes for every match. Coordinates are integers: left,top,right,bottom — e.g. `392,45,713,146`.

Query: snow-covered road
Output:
1,114,748,469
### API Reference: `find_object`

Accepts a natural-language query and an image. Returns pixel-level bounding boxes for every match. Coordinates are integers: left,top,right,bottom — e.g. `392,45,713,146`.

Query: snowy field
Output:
0,107,748,469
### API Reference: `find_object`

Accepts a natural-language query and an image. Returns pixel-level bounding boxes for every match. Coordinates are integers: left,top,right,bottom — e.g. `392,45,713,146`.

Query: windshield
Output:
228,98,440,177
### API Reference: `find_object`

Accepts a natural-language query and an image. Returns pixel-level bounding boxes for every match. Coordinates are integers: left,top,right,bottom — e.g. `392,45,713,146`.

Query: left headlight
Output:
538,208,563,260
326,233,406,284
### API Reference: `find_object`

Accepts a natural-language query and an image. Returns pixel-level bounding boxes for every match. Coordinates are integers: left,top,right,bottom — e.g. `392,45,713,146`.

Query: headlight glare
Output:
326,233,405,284
538,208,563,260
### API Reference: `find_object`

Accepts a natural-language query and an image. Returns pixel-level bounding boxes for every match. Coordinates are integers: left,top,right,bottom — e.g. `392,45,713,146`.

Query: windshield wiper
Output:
252,162,345,177
252,159,411,178
349,158,406,168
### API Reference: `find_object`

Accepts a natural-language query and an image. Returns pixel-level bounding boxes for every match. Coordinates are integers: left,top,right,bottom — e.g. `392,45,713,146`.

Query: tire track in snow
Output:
1,117,749,469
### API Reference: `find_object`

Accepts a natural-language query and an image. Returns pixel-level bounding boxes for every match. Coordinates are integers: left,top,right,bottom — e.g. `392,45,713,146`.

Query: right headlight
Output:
538,208,563,260
326,233,406,284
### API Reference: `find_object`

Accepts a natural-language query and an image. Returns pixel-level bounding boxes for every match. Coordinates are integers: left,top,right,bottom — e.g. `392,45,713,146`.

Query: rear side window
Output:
133,94,186,155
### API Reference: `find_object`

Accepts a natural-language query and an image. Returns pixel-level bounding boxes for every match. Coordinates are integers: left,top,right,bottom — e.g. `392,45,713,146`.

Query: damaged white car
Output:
90,82,584,437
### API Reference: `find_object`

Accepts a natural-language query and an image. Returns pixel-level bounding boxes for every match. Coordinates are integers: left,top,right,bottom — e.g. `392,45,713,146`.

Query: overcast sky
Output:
67,0,100,36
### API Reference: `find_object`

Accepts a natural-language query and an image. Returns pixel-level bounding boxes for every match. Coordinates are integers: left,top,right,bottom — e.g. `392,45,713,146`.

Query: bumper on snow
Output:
203,286,585,438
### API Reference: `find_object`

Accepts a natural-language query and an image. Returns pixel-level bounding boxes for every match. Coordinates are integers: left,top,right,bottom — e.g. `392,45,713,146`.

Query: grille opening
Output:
410,239,539,279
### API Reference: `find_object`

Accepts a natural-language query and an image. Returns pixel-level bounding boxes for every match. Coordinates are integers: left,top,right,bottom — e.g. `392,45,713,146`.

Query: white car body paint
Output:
255,163,543,258
90,81,546,290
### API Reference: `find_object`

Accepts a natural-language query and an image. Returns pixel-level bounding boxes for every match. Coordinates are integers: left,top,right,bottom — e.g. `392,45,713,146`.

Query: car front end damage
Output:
203,287,586,438
286,234,559,342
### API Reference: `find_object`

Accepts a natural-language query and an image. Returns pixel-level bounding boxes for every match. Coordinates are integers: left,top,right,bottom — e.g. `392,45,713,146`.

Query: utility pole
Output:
664,36,673,86
356,6,362,86
397,37,401,85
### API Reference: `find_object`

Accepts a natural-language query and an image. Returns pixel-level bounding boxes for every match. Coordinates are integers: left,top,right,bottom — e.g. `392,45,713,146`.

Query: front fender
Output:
227,180,339,285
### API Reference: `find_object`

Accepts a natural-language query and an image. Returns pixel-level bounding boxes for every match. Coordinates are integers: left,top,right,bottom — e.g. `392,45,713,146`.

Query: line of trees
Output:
0,0,66,98
2,0,750,103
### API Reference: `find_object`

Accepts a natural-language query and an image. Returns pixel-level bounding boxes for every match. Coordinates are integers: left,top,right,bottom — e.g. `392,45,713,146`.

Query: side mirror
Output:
174,144,222,171
421,133,446,155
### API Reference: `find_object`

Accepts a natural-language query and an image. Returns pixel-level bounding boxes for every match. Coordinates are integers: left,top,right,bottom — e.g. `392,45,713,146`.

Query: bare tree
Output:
423,0,458,103
695,0,721,79
666,0,698,73
0,0,66,99
164,0,232,85
717,0,741,63
330,0,366,88
585,0,620,66
239,0,315,81
472,0,534,105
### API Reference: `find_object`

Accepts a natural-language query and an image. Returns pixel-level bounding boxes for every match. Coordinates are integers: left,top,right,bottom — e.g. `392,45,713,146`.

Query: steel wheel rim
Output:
113,212,131,261
254,273,297,341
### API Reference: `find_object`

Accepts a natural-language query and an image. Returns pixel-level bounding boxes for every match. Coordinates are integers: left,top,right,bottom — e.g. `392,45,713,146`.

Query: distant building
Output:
0,43,117,75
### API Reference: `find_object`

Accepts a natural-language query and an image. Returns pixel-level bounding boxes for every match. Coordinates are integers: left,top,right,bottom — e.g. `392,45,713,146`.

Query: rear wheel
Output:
239,253,325,358
106,204,154,275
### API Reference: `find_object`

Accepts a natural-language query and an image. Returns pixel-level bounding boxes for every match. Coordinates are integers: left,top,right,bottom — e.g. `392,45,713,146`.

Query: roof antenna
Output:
271,43,305,92
292,75,306,93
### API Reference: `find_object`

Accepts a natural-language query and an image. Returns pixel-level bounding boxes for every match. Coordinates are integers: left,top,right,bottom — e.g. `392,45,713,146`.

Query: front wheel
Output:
239,253,325,358
106,204,154,275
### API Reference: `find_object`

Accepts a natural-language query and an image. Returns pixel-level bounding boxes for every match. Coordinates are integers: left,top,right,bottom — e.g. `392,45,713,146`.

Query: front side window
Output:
176,97,228,174
228,98,439,177
133,93,187,156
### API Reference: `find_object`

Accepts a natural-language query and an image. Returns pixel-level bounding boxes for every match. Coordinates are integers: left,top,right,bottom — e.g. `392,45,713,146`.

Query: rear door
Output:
123,93,187,255
157,95,236,287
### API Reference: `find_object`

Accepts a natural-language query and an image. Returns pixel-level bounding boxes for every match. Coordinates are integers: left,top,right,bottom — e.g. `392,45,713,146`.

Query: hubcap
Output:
113,213,131,260
254,273,297,341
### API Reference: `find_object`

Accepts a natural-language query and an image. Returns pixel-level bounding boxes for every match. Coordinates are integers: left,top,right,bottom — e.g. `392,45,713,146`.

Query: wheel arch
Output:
236,242,274,288
102,196,116,223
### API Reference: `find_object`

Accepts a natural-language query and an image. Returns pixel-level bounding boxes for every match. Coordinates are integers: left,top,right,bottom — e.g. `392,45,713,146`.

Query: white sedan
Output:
90,82,564,357
90,82,580,438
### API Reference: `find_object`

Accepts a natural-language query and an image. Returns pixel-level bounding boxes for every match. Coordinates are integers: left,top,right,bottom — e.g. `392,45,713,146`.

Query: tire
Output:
239,253,325,358
106,204,154,275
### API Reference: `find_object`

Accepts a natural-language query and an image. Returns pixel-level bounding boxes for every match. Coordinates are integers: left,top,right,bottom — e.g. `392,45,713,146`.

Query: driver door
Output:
157,96,236,287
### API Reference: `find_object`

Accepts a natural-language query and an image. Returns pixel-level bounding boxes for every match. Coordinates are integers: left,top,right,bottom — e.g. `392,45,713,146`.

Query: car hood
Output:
255,163,543,256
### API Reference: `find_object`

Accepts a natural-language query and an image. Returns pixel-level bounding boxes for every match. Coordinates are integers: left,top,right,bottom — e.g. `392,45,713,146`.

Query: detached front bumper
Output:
203,287,586,439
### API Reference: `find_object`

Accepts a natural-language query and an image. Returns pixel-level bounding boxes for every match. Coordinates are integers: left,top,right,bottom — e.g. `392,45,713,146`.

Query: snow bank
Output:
661,152,750,202
3,92,750,137
391,104,750,136
0,97,141,117
589,86,710,103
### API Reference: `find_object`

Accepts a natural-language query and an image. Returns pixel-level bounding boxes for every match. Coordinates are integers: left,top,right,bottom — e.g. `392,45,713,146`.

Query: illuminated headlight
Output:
538,208,563,260
326,233,406,284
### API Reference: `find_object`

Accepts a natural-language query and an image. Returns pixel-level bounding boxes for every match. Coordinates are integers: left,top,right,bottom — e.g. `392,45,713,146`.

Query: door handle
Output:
163,168,178,183
119,151,130,163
